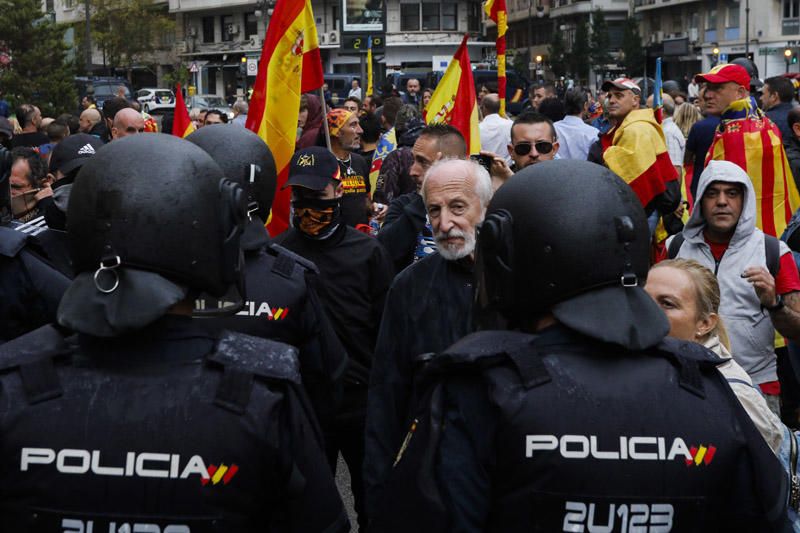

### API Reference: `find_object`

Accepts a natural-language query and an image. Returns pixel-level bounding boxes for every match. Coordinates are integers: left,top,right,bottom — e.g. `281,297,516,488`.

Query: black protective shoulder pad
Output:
440,330,537,363
655,336,722,366
208,330,301,384
268,243,320,276
0,324,72,372
0,224,27,258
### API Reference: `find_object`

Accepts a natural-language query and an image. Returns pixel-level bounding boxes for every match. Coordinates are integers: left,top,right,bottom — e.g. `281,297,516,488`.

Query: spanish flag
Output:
706,97,800,237
423,35,480,155
246,0,323,235
601,108,678,208
484,0,507,117
171,83,195,138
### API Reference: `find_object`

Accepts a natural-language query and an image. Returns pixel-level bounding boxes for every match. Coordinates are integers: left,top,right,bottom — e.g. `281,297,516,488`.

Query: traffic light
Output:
239,56,247,76
793,54,798,65
746,52,754,62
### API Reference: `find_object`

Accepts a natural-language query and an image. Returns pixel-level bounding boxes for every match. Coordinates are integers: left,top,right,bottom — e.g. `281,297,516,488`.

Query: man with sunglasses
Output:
481,112,559,190
600,77,679,234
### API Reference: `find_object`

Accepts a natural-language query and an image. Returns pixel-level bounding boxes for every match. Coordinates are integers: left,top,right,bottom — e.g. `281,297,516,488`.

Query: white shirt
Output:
349,87,362,100
662,117,685,168
688,81,700,99
553,115,599,161
479,113,513,163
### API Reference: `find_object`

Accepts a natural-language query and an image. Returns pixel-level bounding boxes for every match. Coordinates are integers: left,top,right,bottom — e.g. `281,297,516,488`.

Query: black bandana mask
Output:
291,196,341,239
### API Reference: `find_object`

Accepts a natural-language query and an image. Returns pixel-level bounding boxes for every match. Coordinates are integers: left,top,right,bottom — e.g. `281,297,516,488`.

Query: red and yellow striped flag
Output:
246,0,324,235
423,35,480,155
706,98,800,237
171,83,195,138
484,0,507,117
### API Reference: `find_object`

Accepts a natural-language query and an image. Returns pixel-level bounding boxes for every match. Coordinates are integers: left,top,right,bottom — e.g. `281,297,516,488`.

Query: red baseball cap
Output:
694,64,750,88
601,78,641,94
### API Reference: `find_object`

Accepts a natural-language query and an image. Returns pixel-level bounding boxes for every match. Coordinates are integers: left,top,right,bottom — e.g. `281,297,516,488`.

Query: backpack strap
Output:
667,233,685,259
764,234,780,278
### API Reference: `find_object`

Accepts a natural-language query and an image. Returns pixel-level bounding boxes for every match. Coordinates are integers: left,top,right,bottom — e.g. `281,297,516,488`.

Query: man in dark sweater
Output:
785,107,800,190
761,76,795,142
10,104,48,149
275,146,393,532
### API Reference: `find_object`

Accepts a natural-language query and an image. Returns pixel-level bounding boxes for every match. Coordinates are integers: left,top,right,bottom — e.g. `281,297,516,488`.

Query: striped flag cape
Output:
705,97,800,237
369,127,397,193
246,0,323,235
423,35,480,155
171,83,195,138
601,108,678,208
484,0,507,117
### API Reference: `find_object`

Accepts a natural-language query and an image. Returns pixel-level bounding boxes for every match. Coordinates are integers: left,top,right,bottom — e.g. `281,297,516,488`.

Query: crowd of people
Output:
3,59,800,530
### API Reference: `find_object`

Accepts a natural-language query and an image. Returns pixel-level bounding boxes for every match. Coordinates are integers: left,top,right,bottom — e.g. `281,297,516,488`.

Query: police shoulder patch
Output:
208,331,301,384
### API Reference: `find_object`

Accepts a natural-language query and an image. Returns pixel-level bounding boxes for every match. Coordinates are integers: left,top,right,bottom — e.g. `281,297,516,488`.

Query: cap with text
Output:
694,64,750,88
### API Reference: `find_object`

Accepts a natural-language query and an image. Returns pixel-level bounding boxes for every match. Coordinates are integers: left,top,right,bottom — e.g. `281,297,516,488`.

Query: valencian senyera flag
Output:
706,96,800,237
423,35,480,155
484,0,507,117
246,0,323,235
171,83,195,138
652,57,664,124
369,127,396,193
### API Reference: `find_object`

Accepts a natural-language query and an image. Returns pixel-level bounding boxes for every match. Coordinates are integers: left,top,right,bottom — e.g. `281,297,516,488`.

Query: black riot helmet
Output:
186,124,277,224
730,57,763,92
58,134,248,337
475,159,668,350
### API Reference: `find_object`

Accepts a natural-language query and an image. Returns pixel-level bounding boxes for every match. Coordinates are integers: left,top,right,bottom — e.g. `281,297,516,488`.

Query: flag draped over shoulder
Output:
423,35,480,155
601,108,678,208
484,0,507,117
171,83,195,138
246,0,323,235
706,97,800,237
369,127,396,193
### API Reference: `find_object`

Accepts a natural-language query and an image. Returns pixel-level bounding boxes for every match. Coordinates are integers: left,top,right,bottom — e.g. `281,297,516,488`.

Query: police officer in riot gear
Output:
0,144,69,342
373,160,790,532
187,124,347,426
731,56,764,94
0,134,349,532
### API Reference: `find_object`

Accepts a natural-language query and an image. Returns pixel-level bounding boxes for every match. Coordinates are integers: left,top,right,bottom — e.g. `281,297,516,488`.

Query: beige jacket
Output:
704,335,784,454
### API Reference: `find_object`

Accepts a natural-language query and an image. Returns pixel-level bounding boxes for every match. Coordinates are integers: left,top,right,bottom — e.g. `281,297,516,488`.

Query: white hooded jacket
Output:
669,160,791,385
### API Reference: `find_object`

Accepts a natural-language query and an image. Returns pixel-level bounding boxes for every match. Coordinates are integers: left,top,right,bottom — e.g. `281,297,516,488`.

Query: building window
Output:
706,9,717,29
202,16,215,43
728,2,739,27
45,0,54,12
221,14,234,42
401,4,420,31
689,12,699,29
442,3,457,31
245,12,258,38
785,0,800,18
64,0,74,8
422,3,440,31
467,1,480,32
672,14,682,32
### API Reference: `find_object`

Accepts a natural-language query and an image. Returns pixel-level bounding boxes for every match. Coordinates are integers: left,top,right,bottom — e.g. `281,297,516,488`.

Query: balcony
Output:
784,18,800,36
724,27,739,41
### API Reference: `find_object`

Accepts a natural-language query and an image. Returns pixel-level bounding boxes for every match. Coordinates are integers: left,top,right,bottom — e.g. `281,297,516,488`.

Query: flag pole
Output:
319,87,332,150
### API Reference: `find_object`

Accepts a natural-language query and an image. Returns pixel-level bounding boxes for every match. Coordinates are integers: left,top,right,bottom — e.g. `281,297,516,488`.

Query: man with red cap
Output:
695,63,800,238
599,77,680,235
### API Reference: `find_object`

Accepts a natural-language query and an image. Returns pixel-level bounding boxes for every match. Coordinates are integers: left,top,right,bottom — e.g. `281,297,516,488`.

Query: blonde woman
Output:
646,258,784,453
674,102,702,140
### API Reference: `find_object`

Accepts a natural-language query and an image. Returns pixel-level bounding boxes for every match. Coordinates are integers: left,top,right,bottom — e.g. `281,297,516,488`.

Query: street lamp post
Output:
536,54,542,81
712,47,720,67
786,48,793,73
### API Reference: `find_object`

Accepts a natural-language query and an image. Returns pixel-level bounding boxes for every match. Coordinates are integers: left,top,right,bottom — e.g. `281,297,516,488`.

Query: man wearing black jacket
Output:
275,146,393,532
377,124,467,273
364,158,493,520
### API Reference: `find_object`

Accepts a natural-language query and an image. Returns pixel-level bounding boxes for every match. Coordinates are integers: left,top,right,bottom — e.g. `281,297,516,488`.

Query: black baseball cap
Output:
48,133,105,175
283,146,341,191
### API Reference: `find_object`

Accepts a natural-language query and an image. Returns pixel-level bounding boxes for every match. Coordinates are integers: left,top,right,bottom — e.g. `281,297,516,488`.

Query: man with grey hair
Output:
232,99,249,127
647,91,684,177
365,157,492,520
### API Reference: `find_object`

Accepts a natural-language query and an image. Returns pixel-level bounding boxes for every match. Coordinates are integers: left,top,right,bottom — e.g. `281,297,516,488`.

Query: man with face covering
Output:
275,146,393,532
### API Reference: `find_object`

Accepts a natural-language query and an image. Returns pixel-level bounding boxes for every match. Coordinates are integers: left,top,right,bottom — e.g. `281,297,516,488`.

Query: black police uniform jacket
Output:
198,229,349,428
374,325,790,532
0,316,349,532
0,225,69,343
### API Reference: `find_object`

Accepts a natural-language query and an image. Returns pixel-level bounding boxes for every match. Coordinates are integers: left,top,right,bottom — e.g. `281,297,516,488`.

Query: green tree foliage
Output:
589,9,613,71
0,0,77,115
549,28,567,78
74,0,174,80
570,17,590,83
622,17,645,77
